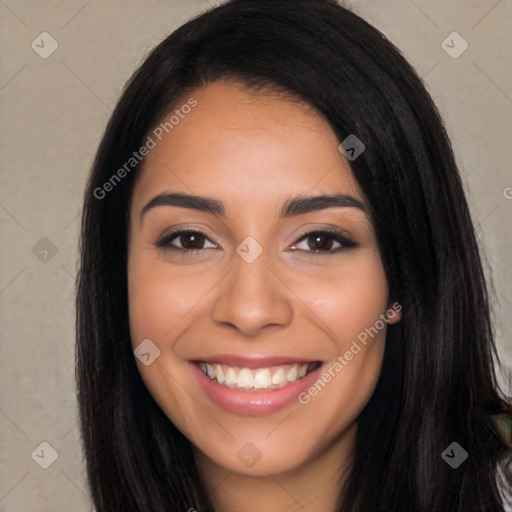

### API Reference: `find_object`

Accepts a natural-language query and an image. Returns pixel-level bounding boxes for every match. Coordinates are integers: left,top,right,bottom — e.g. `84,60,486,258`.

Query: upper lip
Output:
192,354,320,369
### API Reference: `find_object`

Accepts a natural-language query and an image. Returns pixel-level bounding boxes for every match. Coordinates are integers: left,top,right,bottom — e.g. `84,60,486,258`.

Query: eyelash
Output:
154,228,358,256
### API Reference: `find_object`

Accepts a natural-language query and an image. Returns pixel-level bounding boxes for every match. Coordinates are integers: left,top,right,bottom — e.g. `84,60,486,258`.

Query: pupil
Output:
183,233,202,249
309,234,331,251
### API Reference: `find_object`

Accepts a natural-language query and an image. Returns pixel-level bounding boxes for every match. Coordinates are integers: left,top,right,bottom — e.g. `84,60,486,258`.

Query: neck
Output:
194,424,356,512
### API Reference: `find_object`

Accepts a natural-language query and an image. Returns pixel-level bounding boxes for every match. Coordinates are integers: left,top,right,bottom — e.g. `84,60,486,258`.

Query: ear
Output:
385,300,402,324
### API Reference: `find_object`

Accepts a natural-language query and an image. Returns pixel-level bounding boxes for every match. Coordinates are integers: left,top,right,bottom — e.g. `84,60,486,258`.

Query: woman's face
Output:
127,80,401,477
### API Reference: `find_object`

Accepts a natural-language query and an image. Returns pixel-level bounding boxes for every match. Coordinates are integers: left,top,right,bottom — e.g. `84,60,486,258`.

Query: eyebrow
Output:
139,192,366,221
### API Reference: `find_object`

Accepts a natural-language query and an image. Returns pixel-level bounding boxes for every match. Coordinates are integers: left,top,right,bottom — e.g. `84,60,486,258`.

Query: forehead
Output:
131,80,362,215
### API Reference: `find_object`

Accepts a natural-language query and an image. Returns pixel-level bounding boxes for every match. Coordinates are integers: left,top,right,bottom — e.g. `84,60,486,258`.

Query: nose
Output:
212,250,293,337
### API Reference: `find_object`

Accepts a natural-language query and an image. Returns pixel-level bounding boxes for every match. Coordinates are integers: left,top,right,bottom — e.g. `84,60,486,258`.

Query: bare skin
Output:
127,80,401,511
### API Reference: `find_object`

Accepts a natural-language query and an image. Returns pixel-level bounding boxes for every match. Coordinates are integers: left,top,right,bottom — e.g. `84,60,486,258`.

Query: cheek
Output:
305,253,390,346
128,267,165,347
127,255,211,347
127,255,206,427
296,256,389,432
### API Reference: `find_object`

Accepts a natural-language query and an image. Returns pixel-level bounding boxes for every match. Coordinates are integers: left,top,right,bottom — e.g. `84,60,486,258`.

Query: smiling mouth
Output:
196,361,322,391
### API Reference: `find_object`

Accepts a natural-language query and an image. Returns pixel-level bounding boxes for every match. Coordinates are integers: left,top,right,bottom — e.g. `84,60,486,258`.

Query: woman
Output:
76,0,512,510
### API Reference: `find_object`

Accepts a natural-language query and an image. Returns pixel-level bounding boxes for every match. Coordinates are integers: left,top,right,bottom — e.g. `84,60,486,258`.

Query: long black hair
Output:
76,0,512,510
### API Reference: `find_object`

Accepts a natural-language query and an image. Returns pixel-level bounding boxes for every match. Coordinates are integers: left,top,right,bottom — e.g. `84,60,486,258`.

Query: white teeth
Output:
214,363,225,384
286,366,298,382
271,368,286,386
225,367,237,386
237,368,253,390
199,362,313,391
253,369,271,389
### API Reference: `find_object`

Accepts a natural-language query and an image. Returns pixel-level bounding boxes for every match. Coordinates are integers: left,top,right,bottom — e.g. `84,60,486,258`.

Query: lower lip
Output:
191,362,324,416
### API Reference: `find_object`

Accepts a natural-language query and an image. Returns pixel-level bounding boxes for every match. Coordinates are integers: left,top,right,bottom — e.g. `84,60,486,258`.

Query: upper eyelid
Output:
156,227,217,243
155,228,217,248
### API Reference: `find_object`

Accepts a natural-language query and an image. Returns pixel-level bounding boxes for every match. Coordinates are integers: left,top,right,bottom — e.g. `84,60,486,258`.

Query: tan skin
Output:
127,80,402,511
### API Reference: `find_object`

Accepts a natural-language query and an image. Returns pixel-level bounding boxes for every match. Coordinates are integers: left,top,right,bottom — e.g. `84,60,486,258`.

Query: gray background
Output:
1,0,511,510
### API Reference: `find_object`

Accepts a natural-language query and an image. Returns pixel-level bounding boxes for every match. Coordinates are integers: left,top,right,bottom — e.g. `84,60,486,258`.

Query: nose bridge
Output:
212,244,292,335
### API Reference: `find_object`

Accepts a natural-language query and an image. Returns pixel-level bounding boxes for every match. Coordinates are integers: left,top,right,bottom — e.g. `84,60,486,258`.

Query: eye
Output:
291,229,358,255
154,229,217,254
